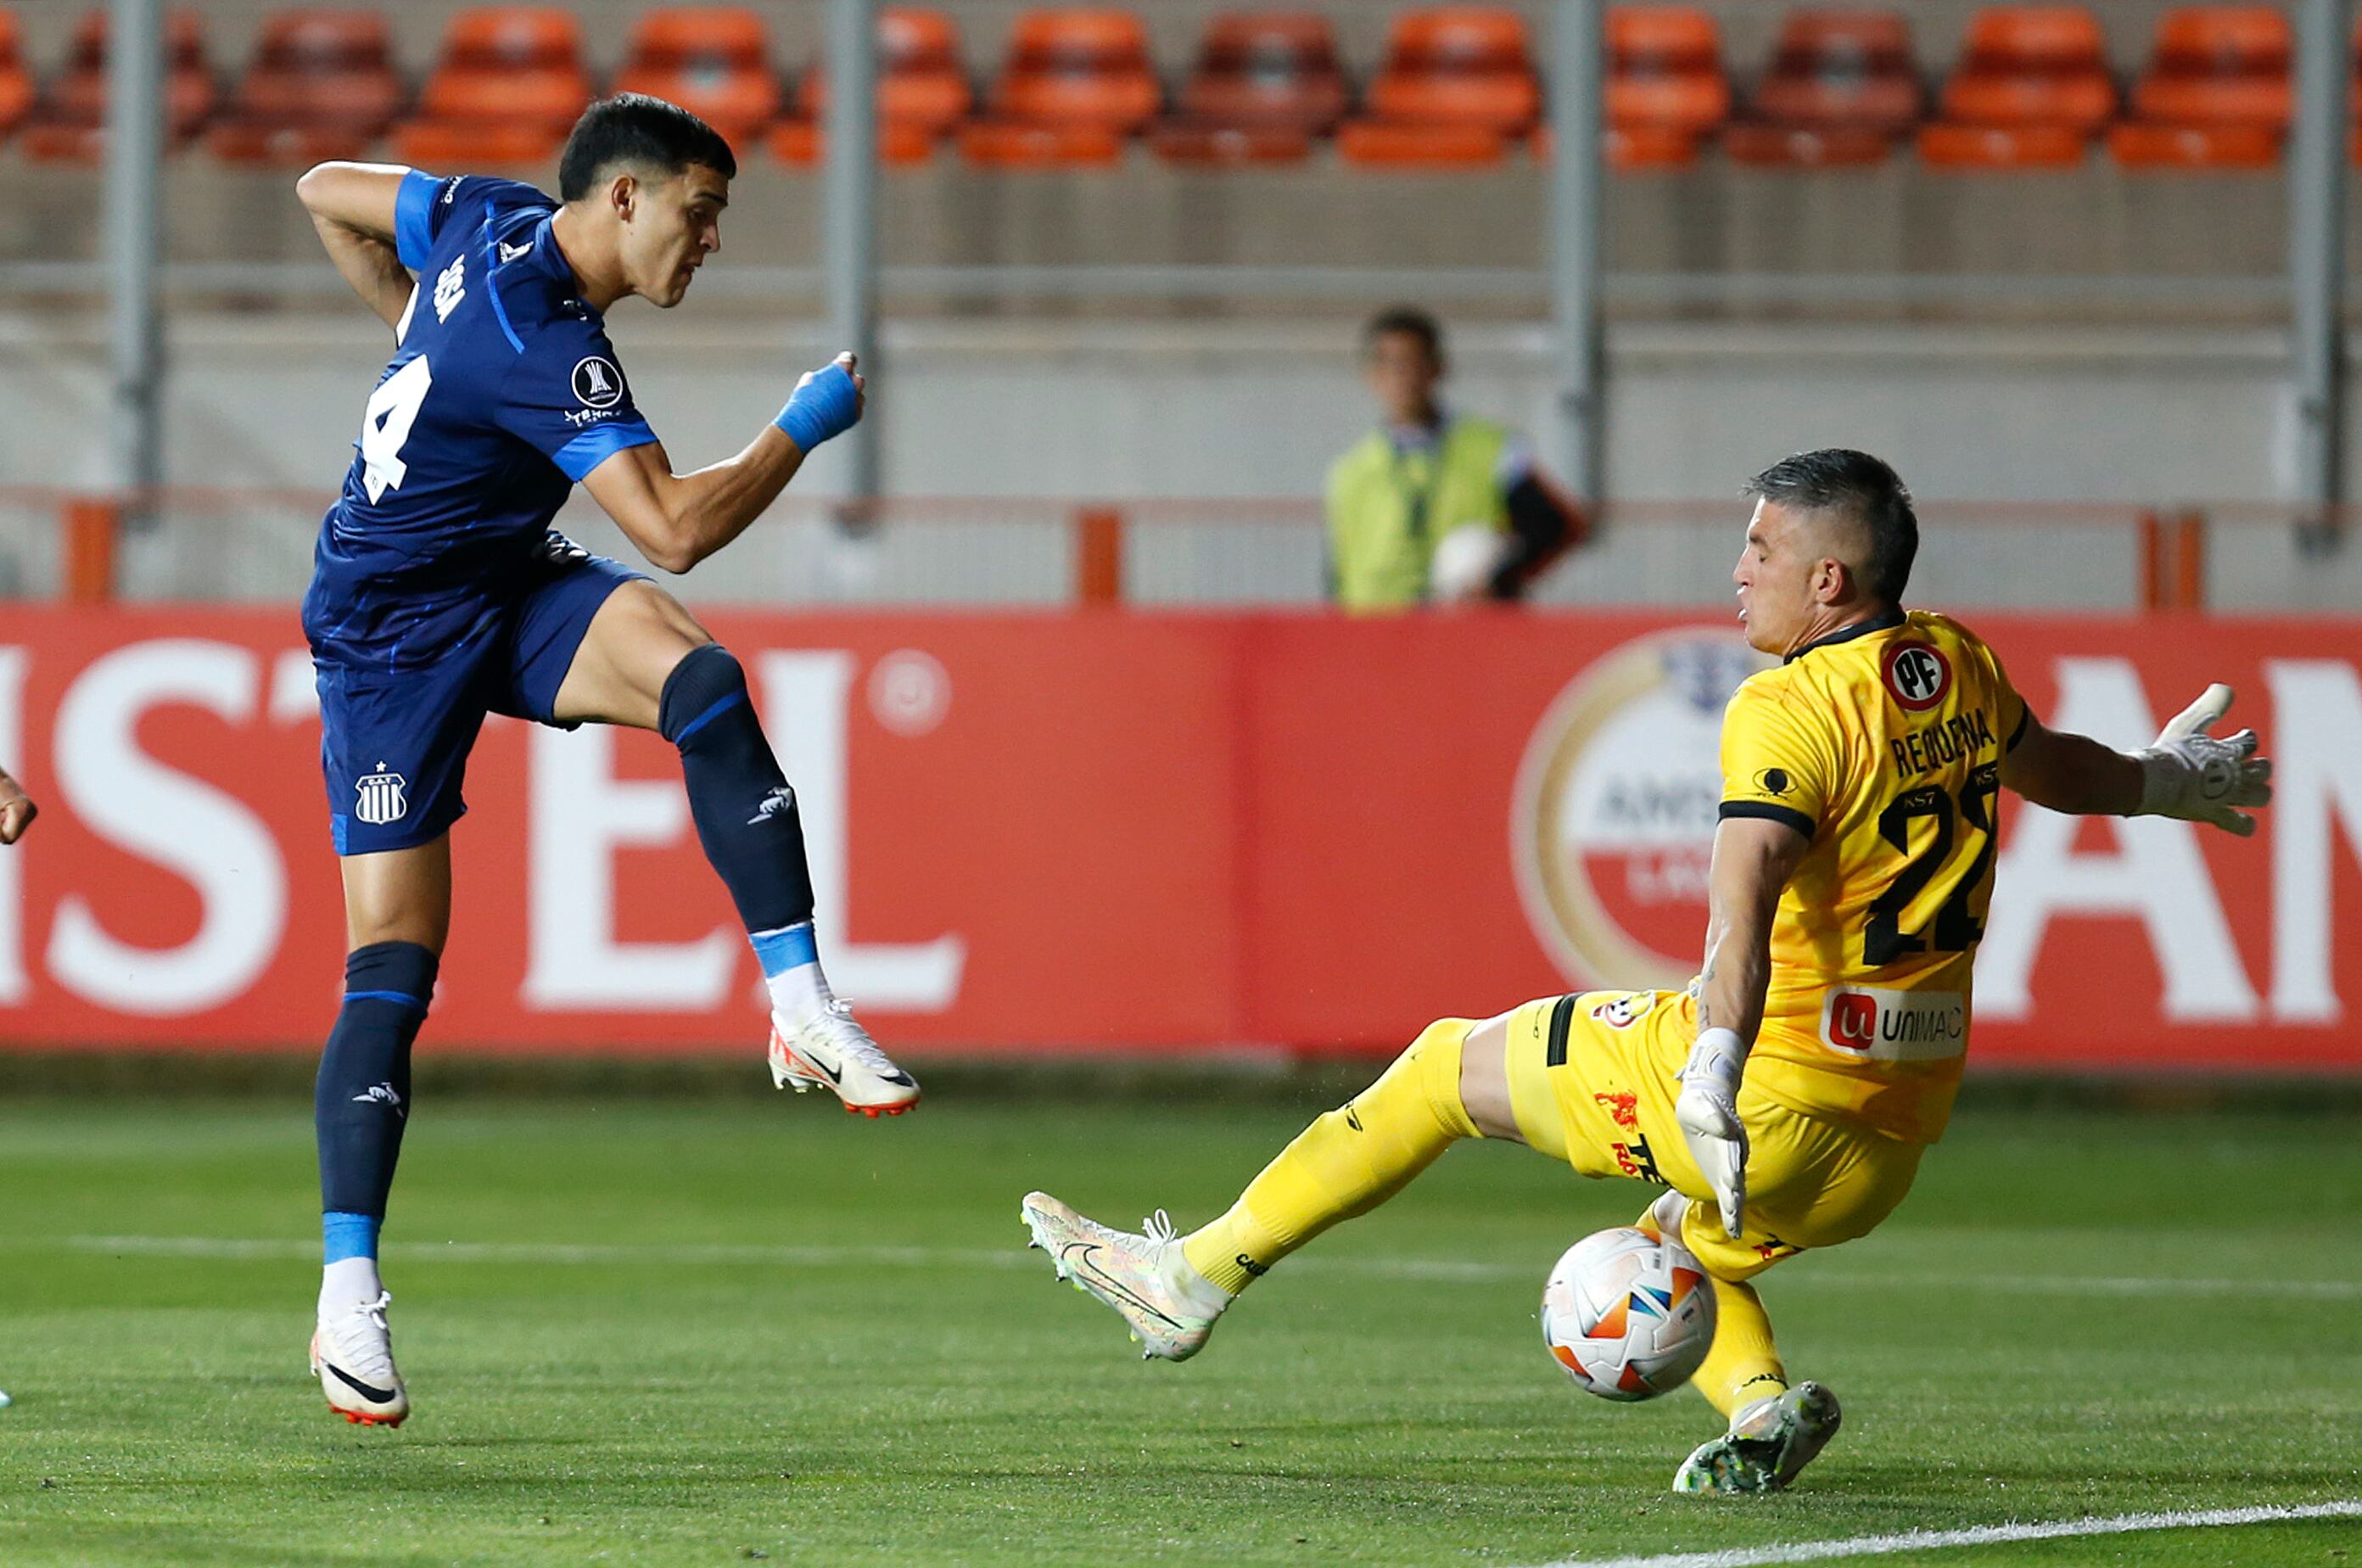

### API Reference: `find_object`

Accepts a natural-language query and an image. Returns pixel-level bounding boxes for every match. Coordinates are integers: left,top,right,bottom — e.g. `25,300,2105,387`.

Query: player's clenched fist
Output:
773,351,866,456
0,767,36,844
2135,684,2273,837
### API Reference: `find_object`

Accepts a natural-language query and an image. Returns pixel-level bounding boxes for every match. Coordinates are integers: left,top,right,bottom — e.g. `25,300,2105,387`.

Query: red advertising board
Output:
0,606,2355,1070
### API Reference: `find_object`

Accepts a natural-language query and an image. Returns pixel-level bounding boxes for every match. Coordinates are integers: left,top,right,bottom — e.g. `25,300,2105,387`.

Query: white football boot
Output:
768,999,921,1117
311,1291,409,1427
1019,1192,1233,1361
1673,1381,1842,1495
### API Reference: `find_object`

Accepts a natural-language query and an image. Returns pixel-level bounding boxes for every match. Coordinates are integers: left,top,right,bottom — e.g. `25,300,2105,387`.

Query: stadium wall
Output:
0,606,2356,1071
5,314,2362,609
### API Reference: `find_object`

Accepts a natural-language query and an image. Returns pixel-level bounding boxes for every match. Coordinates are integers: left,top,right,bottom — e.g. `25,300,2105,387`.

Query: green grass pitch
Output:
0,1091,2357,1565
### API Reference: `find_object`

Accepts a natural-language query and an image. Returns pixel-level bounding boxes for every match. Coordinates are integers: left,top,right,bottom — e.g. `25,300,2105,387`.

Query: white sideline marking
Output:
12,1235,2362,1299
1538,1500,2362,1568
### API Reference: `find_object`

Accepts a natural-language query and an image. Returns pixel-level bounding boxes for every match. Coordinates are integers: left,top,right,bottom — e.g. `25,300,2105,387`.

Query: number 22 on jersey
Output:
359,356,432,503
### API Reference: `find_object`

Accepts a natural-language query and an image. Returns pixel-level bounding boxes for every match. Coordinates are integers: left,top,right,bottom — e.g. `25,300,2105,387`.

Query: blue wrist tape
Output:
774,364,859,453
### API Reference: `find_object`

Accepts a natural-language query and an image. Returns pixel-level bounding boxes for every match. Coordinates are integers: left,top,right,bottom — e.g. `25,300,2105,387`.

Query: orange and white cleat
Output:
311,1291,409,1427
768,999,920,1117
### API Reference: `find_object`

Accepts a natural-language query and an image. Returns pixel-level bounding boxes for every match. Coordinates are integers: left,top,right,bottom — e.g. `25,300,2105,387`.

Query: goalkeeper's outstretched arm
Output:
2002,683,2273,836
294,161,416,332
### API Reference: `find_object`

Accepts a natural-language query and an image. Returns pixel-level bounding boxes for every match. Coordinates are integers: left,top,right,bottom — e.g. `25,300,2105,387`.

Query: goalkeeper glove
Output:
2135,684,2273,837
774,354,863,455
1674,1027,1749,1240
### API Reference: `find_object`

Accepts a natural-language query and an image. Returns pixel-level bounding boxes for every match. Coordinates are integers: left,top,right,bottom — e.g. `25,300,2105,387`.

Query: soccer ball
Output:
1540,1225,1717,1401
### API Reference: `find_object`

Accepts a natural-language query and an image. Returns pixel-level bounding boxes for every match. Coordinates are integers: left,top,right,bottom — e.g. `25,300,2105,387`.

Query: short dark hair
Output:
1744,448,1918,603
1363,305,1443,361
558,93,736,203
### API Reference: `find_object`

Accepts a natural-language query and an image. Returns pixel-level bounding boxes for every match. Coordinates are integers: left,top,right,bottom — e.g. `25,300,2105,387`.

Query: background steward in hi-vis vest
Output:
1324,306,1590,613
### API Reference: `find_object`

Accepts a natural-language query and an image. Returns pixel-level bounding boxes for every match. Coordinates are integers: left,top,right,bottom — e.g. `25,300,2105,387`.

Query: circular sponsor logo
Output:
1511,629,1773,988
867,649,951,737
570,355,624,409
1881,641,1951,713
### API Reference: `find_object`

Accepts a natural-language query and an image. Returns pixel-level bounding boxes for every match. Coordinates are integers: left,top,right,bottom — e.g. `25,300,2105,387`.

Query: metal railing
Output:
6,487,2356,613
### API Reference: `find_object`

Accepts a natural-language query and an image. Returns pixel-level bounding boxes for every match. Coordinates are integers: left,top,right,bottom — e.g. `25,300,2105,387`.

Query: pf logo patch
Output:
354,764,409,826
1882,641,1951,714
571,355,624,409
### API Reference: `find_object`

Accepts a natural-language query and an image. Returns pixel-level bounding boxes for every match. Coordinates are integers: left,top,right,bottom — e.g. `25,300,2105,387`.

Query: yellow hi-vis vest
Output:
1324,416,1513,612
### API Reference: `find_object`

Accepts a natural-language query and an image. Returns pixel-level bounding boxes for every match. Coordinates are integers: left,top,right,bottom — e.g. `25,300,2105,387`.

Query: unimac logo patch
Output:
1819,985,1967,1061
1882,642,1952,714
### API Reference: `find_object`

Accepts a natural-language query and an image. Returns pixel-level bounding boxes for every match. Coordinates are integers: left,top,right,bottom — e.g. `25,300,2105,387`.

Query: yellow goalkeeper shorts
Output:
1502,989,1928,1282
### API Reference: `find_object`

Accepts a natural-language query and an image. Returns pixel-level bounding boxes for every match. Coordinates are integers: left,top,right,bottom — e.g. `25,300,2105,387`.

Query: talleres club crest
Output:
1511,629,1772,988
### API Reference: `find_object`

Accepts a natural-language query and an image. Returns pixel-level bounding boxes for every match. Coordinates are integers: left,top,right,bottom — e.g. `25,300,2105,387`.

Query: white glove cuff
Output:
2134,747,2180,817
1682,1027,1747,1089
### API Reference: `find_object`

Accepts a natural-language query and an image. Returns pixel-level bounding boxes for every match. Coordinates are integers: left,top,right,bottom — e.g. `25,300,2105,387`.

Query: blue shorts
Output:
310,534,644,855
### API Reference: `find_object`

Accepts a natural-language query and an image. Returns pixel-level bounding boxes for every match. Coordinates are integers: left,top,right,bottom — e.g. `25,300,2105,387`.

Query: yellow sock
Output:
1183,1018,1480,1295
1693,1276,1788,1420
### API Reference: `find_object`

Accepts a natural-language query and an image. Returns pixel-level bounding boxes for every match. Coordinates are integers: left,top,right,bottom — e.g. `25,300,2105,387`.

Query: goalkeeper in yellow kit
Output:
1021,449,2275,1493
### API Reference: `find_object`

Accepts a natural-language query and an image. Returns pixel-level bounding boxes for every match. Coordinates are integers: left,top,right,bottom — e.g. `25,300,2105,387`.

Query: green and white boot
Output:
1673,1381,1842,1495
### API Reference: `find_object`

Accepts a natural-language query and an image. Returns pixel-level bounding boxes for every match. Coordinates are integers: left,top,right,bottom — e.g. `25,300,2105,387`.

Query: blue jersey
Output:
304,171,660,658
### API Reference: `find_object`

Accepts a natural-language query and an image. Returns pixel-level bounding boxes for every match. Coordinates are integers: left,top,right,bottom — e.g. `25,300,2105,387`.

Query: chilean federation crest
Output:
355,764,409,826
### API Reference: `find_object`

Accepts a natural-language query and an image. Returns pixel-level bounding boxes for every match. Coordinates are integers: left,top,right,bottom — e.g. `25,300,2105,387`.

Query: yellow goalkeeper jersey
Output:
1715,608,2029,1143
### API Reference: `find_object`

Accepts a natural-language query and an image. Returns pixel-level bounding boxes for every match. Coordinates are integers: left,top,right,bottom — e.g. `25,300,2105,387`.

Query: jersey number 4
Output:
359,356,432,504
1862,762,2001,966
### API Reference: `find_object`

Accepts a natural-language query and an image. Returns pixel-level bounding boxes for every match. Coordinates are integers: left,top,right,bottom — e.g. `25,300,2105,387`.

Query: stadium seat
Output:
613,7,781,151
793,7,974,160
1173,12,1350,137
0,11,35,141
20,8,215,164
1358,7,1541,136
956,118,1124,168
767,117,938,168
395,8,593,167
1935,7,2117,135
1149,120,1314,168
2107,120,2280,169
2130,8,2291,130
985,8,1161,134
1724,124,1893,168
206,10,406,167
1749,10,1921,137
1337,119,1506,168
1915,120,2086,169
1607,7,1731,139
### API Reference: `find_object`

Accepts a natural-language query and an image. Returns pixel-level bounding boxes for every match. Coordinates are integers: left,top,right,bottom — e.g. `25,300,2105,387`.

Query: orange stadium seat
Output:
1360,7,1541,135
2130,8,2291,132
0,12,35,140
792,7,972,165
2108,120,2280,169
612,6,780,151
957,118,1124,168
1916,120,2086,169
1607,8,1731,139
1936,7,2117,134
395,7,593,167
1153,12,1345,168
987,8,1161,133
206,10,406,166
766,118,938,168
20,8,215,164
1751,10,1921,136
1175,13,1350,136
1337,119,1506,168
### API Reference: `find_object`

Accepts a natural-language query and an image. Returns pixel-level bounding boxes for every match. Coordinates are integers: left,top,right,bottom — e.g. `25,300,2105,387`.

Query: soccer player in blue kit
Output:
295,96,917,1425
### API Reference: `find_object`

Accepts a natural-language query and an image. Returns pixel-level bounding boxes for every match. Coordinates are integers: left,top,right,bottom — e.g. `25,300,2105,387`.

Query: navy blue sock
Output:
316,941,437,1251
659,643,816,932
